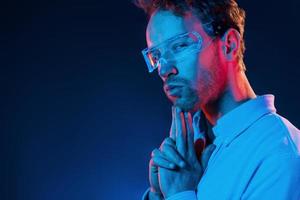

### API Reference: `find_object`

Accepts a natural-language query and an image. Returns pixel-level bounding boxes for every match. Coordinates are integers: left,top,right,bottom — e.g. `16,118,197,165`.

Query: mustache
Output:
165,76,190,86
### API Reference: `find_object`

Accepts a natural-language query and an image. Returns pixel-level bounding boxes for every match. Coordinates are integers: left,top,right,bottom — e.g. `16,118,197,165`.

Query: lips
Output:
164,84,183,96
164,84,181,91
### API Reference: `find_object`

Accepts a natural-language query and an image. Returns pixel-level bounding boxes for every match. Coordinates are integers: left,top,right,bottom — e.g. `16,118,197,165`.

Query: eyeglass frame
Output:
141,31,214,73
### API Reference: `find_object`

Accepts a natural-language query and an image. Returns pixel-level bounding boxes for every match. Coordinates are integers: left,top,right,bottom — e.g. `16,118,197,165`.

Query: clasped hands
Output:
148,107,215,199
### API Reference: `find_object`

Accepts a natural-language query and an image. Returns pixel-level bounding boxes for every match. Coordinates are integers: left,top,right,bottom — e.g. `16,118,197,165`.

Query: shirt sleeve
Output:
166,191,197,200
241,152,300,200
142,188,164,200
142,188,150,200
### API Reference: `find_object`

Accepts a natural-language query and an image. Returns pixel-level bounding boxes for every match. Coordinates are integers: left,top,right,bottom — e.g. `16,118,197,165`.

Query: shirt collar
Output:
212,94,276,146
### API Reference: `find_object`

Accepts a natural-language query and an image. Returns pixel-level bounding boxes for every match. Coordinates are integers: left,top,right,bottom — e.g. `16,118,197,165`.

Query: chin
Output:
166,87,200,112
173,96,199,112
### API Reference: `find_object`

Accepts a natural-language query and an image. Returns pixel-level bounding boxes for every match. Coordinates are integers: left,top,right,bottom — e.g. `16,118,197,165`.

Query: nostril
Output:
158,63,178,78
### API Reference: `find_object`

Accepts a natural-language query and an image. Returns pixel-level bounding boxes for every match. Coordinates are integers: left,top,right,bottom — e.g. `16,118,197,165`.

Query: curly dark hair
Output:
134,0,246,71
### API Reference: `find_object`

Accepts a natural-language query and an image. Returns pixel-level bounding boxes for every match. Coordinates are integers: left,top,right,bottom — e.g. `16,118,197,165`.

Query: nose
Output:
157,58,178,80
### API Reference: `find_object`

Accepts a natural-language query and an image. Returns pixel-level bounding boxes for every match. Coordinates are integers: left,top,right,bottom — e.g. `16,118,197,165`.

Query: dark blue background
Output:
2,0,300,199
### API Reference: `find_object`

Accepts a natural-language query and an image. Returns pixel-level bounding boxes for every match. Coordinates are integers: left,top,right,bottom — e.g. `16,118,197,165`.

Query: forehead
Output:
146,10,206,48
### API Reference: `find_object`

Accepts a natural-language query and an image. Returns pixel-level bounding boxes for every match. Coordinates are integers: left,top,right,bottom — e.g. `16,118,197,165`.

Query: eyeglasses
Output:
141,31,213,73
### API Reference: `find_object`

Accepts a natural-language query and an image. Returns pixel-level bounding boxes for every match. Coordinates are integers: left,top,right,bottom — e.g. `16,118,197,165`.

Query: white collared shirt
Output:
165,95,300,200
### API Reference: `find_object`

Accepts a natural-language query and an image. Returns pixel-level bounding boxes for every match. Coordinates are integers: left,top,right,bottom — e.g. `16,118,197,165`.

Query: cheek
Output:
194,51,215,86
177,54,199,80
195,51,226,103
198,44,218,69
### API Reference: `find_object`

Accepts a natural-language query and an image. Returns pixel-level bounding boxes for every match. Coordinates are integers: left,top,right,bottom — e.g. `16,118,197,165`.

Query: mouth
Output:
164,84,184,96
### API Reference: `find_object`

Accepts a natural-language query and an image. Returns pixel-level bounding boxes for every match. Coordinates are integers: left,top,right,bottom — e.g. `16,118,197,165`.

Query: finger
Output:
185,112,195,156
175,107,187,157
160,142,187,168
149,158,158,173
201,144,216,170
151,148,176,170
159,137,176,150
169,106,176,140
152,154,177,170
149,159,160,193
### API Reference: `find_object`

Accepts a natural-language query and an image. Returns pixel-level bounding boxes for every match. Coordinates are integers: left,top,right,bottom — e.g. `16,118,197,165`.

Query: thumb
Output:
169,106,176,140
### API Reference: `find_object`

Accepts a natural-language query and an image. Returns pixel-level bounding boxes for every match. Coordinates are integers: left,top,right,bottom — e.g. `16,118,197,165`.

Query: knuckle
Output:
165,137,175,145
152,156,158,163
149,158,154,165
149,158,159,169
151,150,155,157
159,142,166,151
162,145,173,155
160,138,175,150
159,142,165,150
160,144,172,155
151,148,159,157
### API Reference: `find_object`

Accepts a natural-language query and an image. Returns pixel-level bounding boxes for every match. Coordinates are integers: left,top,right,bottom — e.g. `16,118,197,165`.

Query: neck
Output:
201,67,256,127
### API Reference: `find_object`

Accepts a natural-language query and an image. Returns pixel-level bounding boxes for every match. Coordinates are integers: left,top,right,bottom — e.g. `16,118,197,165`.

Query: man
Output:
135,0,300,199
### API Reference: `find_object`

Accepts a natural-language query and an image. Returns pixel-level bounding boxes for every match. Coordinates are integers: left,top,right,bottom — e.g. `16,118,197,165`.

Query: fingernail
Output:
169,163,175,168
179,161,186,168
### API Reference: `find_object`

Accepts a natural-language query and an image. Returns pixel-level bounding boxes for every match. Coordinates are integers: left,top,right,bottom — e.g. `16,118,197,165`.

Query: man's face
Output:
146,9,227,112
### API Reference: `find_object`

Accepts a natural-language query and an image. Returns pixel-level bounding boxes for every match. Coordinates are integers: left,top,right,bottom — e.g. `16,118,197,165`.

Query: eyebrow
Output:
148,31,188,49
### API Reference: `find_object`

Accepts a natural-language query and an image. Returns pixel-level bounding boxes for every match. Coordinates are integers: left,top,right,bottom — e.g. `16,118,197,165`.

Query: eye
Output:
150,50,161,61
172,42,189,51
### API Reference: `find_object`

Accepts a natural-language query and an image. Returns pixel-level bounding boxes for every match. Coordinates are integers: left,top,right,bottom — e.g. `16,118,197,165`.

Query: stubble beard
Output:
198,62,227,109
173,86,199,112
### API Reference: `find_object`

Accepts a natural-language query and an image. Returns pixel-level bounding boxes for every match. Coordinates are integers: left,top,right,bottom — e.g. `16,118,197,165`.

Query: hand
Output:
151,107,216,199
147,107,187,199
159,107,203,198
148,155,163,199
148,137,187,200
151,107,189,170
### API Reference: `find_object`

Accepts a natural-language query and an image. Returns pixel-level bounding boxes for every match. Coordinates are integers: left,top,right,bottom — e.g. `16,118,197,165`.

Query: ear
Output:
221,28,241,61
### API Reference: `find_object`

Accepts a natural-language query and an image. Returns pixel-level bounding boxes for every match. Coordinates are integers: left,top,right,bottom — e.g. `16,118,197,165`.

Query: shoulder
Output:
274,114,300,155
250,113,300,157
